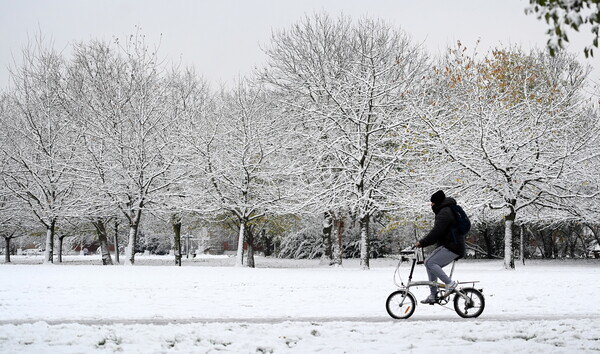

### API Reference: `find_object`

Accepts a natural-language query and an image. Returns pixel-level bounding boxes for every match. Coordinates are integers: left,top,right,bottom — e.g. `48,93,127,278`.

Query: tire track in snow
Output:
1,313,597,325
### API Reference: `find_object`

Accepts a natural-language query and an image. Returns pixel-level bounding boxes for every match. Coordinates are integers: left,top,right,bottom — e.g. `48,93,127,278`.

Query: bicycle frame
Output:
402,253,455,289
397,251,479,302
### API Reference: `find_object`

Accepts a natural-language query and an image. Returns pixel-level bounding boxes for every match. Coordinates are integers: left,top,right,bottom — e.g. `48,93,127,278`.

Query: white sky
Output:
0,0,598,89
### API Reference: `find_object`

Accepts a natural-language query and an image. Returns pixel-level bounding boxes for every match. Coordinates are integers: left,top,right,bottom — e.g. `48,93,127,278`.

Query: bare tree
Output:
159,67,211,266
0,95,23,262
3,35,81,264
0,186,26,263
184,78,299,267
68,34,183,265
262,13,429,268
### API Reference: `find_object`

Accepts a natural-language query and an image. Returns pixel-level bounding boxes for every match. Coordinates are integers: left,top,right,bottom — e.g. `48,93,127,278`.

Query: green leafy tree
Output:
526,0,600,57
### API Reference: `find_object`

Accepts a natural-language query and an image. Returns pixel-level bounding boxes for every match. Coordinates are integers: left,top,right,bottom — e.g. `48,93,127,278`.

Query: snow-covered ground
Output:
1,255,599,353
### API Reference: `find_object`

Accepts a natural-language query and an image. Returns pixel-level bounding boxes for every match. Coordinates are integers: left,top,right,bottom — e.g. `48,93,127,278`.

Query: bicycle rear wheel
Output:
386,290,416,319
453,288,485,318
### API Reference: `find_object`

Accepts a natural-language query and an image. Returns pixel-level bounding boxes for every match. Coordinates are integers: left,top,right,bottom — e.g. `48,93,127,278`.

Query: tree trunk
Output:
568,225,578,258
125,222,140,265
246,244,255,267
503,199,516,269
172,215,182,266
235,219,246,267
481,226,493,259
125,209,143,265
575,234,589,258
57,236,64,263
519,224,525,265
260,229,272,257
587,224,600,250
359,214,370,270
3,236,11,263
551,230,558,259
504,218,515,269
43,220,56,264
246,226,255,268
331,217,344,267
537,229,548,258
321,211,333,264
93,219,113,265
113,220,120,264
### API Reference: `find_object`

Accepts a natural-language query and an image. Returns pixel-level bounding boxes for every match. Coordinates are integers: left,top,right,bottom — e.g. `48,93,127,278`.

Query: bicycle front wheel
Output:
386,290,416,319
453,288,485,318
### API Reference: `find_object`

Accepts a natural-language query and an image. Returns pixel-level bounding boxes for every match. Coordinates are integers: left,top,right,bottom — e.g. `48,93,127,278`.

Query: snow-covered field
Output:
1,255,599,353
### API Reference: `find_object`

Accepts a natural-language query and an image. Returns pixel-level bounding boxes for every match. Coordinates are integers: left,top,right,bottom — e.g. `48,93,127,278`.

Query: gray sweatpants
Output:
424,246,458,296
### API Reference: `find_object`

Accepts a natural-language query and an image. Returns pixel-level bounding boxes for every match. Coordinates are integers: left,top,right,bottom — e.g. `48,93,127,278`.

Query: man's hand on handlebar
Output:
415,241,422,248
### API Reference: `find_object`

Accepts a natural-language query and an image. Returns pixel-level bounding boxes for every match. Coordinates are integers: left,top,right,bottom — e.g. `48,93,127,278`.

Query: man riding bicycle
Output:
415,190,466,304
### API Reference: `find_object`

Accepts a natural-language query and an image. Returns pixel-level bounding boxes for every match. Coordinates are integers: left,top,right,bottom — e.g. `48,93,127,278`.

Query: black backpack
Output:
449,204,471,236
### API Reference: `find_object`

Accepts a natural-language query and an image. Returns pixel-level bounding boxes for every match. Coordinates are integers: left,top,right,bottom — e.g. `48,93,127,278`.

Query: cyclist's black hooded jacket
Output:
418,197,466,258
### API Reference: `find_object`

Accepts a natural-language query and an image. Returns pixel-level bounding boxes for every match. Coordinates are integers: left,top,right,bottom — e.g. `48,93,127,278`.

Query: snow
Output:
1,255,599,353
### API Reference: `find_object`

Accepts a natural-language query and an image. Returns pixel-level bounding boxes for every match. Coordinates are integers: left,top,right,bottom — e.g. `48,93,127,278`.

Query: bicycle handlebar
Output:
400,247,424,264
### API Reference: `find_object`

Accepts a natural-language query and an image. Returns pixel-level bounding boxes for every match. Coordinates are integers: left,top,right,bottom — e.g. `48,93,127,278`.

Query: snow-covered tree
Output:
3,36,81,264
68,34,183,265
159,67,211,266
185,78,299,267
262,13,429,269
421,45,598,268
0,156,28,263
